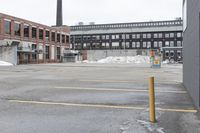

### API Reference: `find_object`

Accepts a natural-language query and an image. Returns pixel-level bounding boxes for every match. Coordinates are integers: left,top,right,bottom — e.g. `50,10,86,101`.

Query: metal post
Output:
149,77,156,123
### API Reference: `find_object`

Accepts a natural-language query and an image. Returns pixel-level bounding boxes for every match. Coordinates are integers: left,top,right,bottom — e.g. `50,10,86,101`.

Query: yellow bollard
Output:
149,77,156,123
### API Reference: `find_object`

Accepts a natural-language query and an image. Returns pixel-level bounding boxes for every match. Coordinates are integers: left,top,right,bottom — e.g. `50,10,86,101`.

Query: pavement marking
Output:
80,79,136,83
8,100,145,110
156,108,198,113
8,100,198,113
79,79,180,84
55,86,187,94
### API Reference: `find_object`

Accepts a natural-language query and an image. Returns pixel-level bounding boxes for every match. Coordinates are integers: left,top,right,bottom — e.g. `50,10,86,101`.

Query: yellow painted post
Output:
149,77,156,123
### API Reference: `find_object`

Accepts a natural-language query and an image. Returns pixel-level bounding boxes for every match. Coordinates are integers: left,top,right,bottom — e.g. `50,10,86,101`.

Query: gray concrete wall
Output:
0,46,17,65
183,0,200,109
86,49,149,61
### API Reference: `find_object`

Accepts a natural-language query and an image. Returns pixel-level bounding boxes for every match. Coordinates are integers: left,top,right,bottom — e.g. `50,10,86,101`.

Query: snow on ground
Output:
0,61,13,66
83,55,150,64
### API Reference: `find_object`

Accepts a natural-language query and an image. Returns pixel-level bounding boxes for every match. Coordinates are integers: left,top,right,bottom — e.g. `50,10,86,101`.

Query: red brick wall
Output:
0,12,70,64
0,18,2,40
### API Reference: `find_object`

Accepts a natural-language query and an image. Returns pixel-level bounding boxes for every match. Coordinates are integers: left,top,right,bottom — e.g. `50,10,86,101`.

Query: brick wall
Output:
0,12,70,64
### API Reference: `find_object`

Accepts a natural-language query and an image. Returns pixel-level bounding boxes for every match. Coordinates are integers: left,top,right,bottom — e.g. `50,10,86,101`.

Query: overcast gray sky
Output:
0,0,182,26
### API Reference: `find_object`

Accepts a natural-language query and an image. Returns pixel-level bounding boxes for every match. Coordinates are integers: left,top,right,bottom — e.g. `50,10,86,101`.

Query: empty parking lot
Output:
0,63,199,133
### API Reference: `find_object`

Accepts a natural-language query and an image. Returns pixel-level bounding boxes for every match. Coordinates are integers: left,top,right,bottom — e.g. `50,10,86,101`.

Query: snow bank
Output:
83,55,150,64
0,61,13,66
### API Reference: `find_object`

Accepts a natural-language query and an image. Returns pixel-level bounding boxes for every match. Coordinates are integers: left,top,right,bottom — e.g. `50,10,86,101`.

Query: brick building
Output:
0,13,70,65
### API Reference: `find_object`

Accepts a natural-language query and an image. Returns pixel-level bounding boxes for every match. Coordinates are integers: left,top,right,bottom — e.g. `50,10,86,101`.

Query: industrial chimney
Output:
56,0,63,26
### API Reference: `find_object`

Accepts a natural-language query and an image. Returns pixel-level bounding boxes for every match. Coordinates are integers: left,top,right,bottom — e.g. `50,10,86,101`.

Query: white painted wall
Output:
51,45,55,60
39,44,43,60
0,45,17,65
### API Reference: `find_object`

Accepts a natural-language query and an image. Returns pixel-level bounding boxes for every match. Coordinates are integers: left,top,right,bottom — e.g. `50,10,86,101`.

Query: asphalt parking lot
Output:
0,63,199,133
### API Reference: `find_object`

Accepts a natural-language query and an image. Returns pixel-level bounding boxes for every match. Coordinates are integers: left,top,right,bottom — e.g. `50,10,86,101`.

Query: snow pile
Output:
0,61,13,66
162,60,169,64
84,55,150,64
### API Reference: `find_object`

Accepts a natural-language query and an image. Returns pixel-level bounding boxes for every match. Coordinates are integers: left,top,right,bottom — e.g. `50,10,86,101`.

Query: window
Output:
102,42,110,49
126,34,130,39
92,43,101,49
96,35,100,40
111,42,120,49
147,41,151,48
132,34,136,39
132,42,136,48
75,36,82,41
32,44,37,60
83,43,87,48
45,30,50,42
143,42,147,48
112,34,119,39
4,20,11,34
92,35,96,40
106,35,110,40
57,33,60,43
102,35,106,40
158,33,163,38
39,29,43,40
45,46,50,59
177,41,182,47
66,35,69,43
62,34,65,43
126,42,130,48
147,33,151,38
170,33,174,38
51,32,55,42
159,41,163,47
165,41,170,47
122,34,125,39
136,34,140,39
32,27,37,39
24,24,29,37
121,42,125,49
14,23,20,36
112,35,115,39
116,35,119,39
136,42,140,48
143,34,147,39
75,43,82,49
32,44,37,50
57,47,60,60
83,35,90,40
177,32,182,38
170,41,174,47
83,43,91,49
154,33,158,38
165,33,169,38
154,41,158,47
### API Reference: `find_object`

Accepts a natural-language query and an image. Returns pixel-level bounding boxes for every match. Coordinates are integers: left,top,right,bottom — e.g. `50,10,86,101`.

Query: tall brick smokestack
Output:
56,0,63,26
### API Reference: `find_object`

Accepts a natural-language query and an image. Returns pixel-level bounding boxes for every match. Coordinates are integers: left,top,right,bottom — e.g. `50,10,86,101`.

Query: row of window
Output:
4,20,70,43
71,20,182,30
30,45,61,60
74,41,182,49
72,32,182,41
